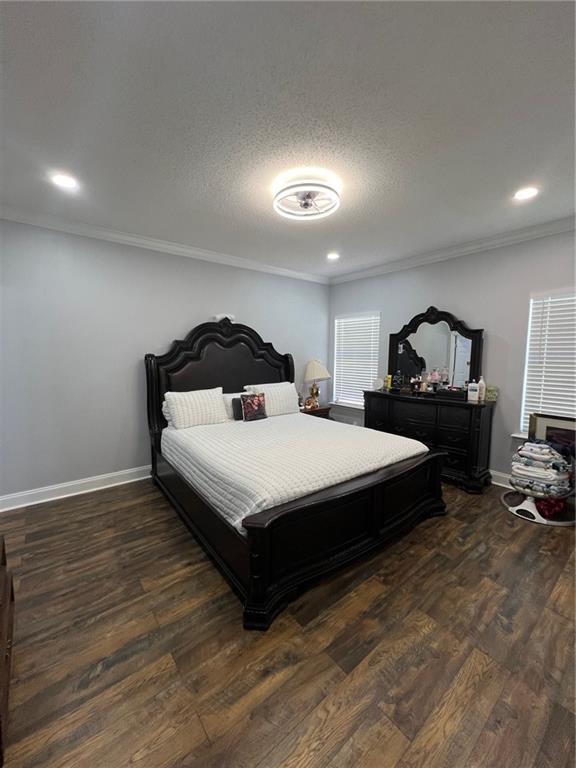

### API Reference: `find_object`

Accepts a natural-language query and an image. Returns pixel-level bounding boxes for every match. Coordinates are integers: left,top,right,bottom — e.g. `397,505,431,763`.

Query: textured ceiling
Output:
1,2,574,279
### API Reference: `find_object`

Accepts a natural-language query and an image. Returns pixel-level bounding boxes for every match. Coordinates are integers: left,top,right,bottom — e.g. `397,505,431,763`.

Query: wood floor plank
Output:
425,570,509,644
9,591,239,745
184,652,346,768
548,557,575,622
256,611,436,768
533,701,576,768
2,479,573,768
6,654,180,768
466,675,553,768
395,648,509,768
323,550,455,675
511,606,575,713
327,703,410,768
377,623,473,740
475,527,570,668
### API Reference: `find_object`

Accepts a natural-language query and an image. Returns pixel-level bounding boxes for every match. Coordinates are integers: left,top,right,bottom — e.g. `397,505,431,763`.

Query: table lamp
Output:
304,360,331,409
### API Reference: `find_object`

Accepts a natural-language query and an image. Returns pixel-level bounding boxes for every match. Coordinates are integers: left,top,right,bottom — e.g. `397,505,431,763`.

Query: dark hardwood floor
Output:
2,481,574,767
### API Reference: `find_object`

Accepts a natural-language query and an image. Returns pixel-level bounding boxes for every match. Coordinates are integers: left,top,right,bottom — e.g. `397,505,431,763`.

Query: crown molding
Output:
331,216,575,285
0,206,330,285
2,206,572,288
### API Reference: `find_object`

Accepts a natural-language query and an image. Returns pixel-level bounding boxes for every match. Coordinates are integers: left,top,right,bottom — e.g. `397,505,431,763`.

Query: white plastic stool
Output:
501,490,575,527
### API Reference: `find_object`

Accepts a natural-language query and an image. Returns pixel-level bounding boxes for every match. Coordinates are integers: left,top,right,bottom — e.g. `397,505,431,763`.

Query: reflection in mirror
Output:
450,334,472,387
398,320,472,386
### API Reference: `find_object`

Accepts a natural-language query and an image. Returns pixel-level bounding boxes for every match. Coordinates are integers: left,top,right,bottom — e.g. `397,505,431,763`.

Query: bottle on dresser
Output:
477,376,486,403
467,379,479,403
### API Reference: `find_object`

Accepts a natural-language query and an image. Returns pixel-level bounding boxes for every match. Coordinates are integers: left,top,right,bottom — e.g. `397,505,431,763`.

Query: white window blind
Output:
333,313,381,407
520,291,576,433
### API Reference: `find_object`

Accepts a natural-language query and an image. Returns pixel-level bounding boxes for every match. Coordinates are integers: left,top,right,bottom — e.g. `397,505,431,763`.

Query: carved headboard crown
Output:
145,318,294,449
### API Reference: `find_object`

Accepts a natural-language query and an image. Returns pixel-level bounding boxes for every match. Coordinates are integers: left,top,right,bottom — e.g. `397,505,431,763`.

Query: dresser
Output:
364,391,494,493
0,537,14,767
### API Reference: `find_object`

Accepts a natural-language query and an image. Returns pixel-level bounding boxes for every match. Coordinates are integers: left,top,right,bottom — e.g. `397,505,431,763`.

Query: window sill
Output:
511,432,528,440
330,402,365,411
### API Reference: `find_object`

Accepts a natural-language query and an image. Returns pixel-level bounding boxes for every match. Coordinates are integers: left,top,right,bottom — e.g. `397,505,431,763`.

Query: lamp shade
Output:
304,360,331,382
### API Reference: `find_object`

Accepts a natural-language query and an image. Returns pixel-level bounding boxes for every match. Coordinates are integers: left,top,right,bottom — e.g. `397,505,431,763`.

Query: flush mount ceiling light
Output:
272,168,342,221
513,186,539,201
326,251,340,261
49,171,80,192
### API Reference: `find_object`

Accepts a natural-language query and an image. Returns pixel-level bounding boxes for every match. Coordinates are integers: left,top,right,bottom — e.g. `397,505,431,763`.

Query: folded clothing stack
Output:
510,441,572,498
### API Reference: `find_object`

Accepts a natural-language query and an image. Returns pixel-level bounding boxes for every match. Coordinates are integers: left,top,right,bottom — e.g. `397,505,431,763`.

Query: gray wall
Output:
1,220,329,494
329,231,575,474
2,220,574,494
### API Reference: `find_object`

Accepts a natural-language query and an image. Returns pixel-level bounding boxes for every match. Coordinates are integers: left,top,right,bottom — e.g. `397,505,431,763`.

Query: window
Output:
333,312,381,407
520,290,576,433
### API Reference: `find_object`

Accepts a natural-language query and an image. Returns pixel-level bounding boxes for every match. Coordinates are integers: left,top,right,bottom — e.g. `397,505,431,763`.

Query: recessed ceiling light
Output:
49,172,80,192
326,252,340,261
513,186,539,201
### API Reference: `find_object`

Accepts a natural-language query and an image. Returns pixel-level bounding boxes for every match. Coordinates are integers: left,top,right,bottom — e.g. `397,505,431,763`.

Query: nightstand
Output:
300,406,331,419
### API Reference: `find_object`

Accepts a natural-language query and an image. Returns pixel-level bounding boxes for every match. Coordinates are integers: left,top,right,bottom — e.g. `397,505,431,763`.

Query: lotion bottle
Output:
467,379,479,404
478,376,486,403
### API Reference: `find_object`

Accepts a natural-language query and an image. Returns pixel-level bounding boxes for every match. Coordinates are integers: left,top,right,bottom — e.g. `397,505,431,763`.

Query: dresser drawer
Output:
365,416,386,431
438,405,471,431
365,395,388,416
442,451,468,475
437,427,470,452
391,400,436,425
390,421,435,444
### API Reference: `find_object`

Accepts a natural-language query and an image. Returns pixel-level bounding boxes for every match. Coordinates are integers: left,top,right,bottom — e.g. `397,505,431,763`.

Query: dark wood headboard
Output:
145,318,294,450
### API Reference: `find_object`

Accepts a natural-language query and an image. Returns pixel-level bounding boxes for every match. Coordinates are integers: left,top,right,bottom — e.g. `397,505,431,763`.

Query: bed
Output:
145,318,446,629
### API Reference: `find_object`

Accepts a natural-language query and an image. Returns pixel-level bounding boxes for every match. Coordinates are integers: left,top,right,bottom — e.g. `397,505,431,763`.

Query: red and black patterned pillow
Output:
240,392,267,421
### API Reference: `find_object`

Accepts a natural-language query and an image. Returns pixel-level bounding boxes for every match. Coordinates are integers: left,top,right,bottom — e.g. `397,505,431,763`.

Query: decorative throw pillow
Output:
222,392,245,420
244,381,299,417
240,392,267,421
163,387,228,429
231,398,243,421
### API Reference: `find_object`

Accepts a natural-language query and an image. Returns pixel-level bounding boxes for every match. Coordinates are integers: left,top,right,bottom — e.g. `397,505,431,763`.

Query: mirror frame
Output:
388,306,484,383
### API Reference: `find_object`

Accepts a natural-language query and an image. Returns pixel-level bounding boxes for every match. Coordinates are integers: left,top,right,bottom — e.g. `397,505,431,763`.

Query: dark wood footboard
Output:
241,451,445,629
151,448,444,630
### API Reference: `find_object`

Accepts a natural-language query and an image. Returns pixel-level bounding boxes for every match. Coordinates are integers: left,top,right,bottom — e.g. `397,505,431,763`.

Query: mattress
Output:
161,413,428,533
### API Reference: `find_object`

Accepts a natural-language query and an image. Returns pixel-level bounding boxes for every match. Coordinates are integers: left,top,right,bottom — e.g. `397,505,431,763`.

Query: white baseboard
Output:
0,465,151,512
490,470,512,489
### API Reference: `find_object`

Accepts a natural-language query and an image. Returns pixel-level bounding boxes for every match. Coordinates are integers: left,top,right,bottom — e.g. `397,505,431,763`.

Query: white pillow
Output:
244,381,299,417
222,392,244,420
164,387,228,429
162,400,173,426
246,380,291,388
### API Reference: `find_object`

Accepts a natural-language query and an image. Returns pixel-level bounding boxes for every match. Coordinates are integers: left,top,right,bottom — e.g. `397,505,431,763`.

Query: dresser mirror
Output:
389,306,483,387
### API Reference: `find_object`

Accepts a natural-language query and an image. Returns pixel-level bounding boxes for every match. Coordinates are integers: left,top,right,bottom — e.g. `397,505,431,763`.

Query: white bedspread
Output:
161,413,427,532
